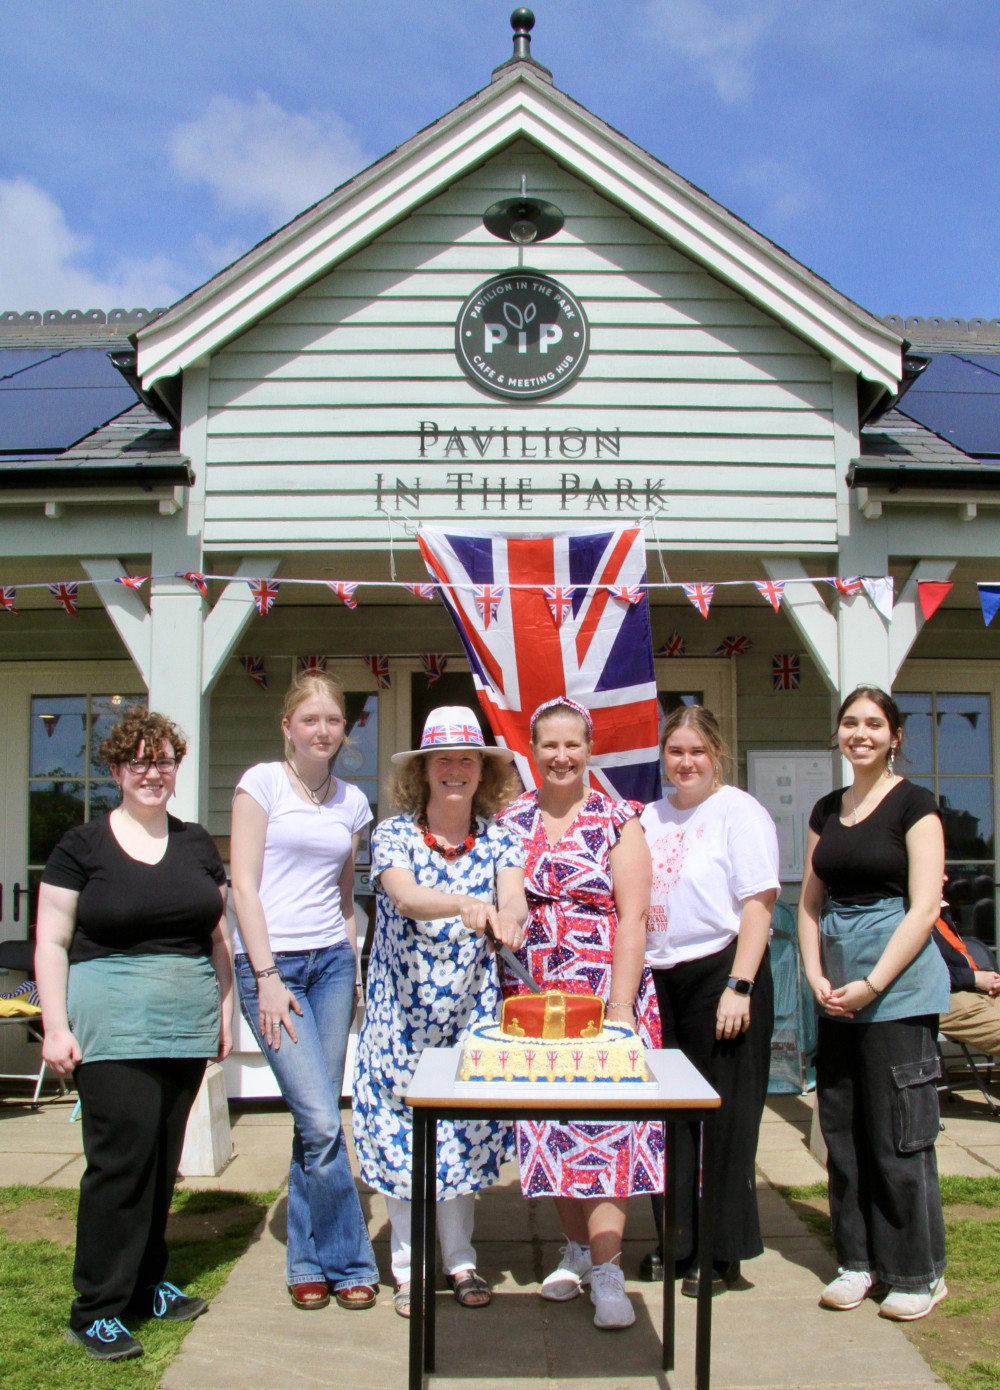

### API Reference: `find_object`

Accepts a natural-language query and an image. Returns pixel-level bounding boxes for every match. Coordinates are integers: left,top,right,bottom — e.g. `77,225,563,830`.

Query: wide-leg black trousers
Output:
70,1057,205,1331
816,1015,946,1290
651,939,773,1263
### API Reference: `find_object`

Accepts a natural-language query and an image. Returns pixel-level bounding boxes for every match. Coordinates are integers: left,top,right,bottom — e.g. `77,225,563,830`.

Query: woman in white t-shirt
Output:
639,705,779,1296
230,672,379,1313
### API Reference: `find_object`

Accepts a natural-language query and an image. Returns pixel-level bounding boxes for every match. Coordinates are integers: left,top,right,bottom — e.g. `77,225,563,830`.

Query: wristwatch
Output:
727,976,755,996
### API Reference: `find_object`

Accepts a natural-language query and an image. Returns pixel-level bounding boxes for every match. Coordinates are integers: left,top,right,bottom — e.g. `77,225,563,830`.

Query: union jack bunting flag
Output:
657,632,686,657
239,655,268,690
828,576,863,596
248,579,280,615
421,652,448,686
543,584,577,628
298,656,328,674
327,581,358,610
176,570,209,599
715,635,753,657
365,654,391,689
473,584,504,629
48,582,79,616
114,575,148,591
418,525,660,802
0,587,18,615
607,584,645,606
683,582,714,619
403,583,437,602
772,653,801,691
754,579,785,613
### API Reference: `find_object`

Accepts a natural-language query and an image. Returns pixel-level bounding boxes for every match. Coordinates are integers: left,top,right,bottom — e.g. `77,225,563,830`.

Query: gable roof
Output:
136,64,902,399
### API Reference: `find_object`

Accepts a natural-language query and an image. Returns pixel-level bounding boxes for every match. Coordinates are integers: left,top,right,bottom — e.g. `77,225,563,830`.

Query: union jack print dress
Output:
497,790,664,1199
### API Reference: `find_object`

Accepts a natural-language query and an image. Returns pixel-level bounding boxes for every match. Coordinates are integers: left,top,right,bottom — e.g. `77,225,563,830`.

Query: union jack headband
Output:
529,697,594,738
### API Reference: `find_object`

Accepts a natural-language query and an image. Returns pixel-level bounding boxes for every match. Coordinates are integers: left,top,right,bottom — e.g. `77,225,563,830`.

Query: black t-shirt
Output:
809,780,941,905
42,813,227,964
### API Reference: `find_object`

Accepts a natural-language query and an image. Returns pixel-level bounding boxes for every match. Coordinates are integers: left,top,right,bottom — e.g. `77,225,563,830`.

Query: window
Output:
896,690,995,948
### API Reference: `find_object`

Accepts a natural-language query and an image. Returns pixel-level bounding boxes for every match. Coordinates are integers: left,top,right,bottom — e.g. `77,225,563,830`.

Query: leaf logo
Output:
503,300,537,330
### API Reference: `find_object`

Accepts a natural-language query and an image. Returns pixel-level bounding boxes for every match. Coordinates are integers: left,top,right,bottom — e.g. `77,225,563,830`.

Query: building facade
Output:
2,27,997,1090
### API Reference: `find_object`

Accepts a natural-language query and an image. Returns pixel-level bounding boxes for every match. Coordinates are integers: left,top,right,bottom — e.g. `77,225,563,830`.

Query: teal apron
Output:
819,897,950,1022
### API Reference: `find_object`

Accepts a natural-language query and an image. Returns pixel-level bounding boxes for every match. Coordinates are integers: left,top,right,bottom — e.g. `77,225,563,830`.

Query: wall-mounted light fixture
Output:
483,174,565,245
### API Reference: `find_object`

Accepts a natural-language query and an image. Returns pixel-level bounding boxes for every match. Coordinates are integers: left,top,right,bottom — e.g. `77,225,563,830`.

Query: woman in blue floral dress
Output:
352,707,526,1317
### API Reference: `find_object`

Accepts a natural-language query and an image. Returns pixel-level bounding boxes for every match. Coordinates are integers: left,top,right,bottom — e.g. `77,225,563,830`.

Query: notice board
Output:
746,750,835,881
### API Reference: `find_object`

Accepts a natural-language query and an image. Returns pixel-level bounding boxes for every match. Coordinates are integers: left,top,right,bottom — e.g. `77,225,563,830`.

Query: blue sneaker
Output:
151,1280,209,1322
65,1318,143,1360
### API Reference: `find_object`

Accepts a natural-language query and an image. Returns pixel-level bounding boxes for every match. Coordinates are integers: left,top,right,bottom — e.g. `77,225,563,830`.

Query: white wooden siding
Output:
203,142,838,552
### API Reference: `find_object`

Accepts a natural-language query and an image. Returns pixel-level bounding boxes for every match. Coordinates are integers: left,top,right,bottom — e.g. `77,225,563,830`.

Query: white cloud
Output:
643,0,776,102
0,177,183,312
169,92,368,223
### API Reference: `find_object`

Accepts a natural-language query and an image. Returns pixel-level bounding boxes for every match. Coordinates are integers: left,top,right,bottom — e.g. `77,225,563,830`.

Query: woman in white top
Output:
230,672,379,1312
639,705,779,1295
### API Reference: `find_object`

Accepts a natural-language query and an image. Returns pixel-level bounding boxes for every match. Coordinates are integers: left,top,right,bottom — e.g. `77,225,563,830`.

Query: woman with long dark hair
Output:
799,685,950,1321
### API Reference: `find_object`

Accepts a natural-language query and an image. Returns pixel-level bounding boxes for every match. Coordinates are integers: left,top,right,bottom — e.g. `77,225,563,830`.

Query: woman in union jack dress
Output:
497,697,662,1331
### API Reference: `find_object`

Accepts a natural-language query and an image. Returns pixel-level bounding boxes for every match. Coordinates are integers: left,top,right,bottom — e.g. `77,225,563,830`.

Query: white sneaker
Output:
819,1268,873,1310
540,1240,592,1301
590,1260,635,1330
879,1277,947,1321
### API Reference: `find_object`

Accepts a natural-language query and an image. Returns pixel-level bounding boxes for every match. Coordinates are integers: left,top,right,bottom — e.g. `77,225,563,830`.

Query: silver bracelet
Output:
255,966,281,981
608,1000,634,1009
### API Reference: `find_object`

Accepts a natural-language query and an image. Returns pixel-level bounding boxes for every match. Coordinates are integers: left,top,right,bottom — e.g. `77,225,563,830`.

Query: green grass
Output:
0,1185,278,1390
777,1175,1000,1390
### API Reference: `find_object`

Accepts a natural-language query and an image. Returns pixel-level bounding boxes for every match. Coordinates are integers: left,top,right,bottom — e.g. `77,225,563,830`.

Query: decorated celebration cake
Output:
458,992,650,1084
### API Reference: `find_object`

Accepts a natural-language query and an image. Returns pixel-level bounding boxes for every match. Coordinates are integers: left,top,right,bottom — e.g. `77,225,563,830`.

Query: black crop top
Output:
809,780,940,905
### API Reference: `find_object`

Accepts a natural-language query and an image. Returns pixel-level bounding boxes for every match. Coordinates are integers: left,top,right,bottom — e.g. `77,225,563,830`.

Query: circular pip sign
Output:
455,271,589,400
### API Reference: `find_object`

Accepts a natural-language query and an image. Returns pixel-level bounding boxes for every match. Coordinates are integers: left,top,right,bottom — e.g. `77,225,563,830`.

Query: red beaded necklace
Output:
417,812,477,861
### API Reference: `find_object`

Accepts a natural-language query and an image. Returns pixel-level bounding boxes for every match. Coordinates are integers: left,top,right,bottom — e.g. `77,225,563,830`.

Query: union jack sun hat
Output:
391,705,515,764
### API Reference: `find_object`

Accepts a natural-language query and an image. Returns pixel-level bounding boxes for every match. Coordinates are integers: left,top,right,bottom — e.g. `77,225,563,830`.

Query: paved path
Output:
6,1086,999,1387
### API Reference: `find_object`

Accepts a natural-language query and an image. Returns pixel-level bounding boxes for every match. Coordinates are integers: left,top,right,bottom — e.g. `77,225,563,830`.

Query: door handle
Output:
13,883,23,923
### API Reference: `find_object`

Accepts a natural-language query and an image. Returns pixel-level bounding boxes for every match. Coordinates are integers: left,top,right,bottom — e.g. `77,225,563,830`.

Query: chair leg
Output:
957,1041,1000,1117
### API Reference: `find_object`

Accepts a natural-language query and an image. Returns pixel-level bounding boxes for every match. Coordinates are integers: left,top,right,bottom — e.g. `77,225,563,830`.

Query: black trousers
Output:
70,1057,205,1331
816,1015,946,1290
650,940,773,1263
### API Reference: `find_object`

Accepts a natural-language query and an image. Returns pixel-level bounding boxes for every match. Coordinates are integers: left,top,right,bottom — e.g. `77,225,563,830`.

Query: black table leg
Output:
424,1116,437,1372
409,1112,426,1390
661,1119,676,1371
695,1113,716,1390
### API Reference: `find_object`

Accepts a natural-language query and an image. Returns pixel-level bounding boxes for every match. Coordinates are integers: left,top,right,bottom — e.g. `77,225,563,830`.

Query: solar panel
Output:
0,348,136,455
900,353,1000,459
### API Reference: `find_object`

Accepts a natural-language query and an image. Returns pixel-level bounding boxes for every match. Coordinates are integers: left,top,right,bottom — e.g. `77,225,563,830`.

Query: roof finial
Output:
511,8,535,61
493,6,553,82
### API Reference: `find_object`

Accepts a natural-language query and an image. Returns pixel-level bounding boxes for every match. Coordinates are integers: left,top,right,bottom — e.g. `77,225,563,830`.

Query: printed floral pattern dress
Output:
497,789,664,1199
351,814,522,1199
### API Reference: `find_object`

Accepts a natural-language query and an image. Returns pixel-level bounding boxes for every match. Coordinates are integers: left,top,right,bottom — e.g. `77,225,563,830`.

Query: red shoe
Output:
288,1282,330,1310
335,1283,378,1311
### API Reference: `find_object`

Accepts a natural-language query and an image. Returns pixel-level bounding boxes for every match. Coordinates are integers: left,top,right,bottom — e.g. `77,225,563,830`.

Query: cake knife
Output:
484,922,542,994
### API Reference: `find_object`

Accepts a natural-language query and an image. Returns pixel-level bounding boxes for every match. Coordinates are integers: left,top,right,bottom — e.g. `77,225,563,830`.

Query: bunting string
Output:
0,572,986,623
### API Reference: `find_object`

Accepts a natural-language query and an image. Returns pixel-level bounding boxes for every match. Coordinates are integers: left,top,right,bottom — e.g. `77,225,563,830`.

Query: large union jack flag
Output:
418,525,660,803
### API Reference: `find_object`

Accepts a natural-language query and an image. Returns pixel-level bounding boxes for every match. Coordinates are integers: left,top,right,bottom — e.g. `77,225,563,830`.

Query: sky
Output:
1,0,997,321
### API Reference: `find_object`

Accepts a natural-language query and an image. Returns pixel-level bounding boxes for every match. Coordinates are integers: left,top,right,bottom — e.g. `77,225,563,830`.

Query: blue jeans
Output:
235,945,378,1289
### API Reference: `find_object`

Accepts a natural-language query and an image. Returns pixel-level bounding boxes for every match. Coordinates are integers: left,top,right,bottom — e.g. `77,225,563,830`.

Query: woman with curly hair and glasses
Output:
35,706,232,1362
